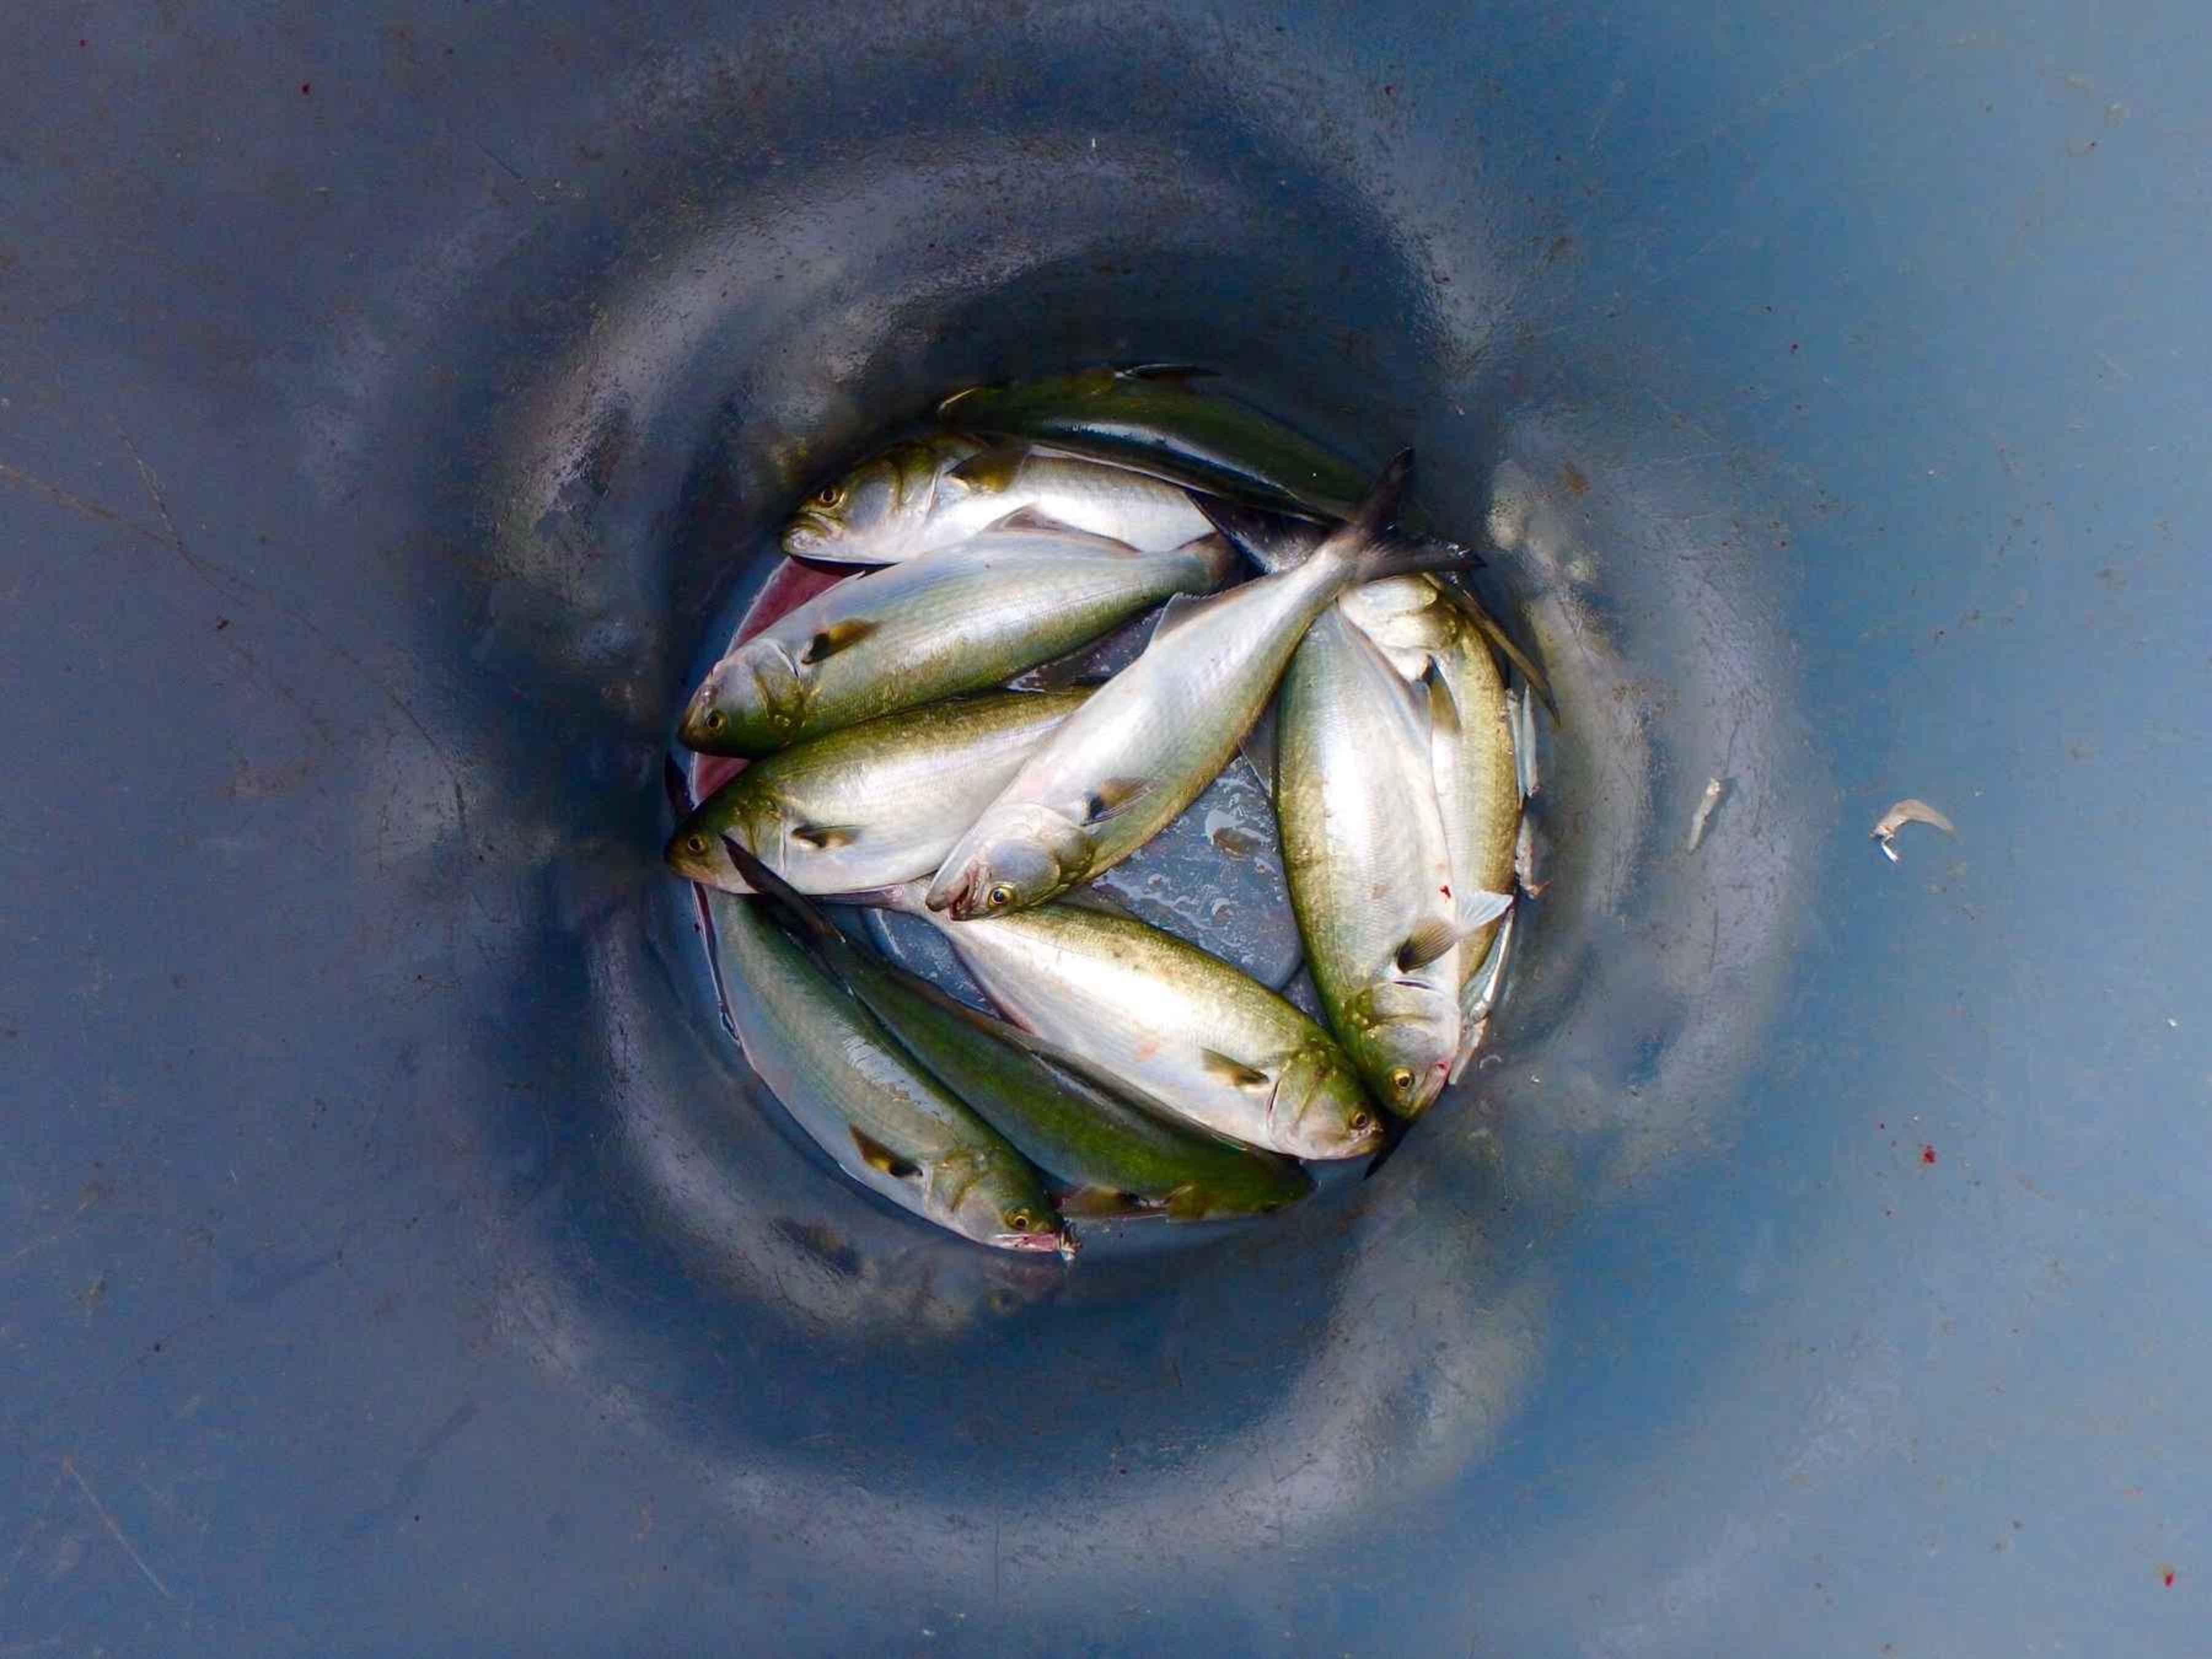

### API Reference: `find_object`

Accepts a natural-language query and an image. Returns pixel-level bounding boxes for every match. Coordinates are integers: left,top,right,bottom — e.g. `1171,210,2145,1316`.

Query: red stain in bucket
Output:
1920,1145,1937,1165
300,81,312,95
2161,1566,2176,1588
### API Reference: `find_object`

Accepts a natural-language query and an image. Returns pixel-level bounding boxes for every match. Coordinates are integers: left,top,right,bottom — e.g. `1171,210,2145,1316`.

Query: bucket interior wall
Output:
5,1,2207,1653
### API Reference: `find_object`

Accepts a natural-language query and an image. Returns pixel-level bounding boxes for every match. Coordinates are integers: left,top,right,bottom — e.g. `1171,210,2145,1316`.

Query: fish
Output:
938,365,1376,520
928,453,1472,917
723,840,1315,1219
666,691,1089,895
678,515,1238,756
827,882,1381,1161
1195,499,1534,1088
703,886,1070,1256
1275,607,1507,1118
780,434,1215,563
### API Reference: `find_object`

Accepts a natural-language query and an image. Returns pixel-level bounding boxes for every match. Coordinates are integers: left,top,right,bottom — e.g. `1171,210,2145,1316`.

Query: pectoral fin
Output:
944,444,1030,493
790,823,859,850
1081,777,1151,825
1456,888,1515,935
1199,1049,1273,1092
800,619,879,664
850,1128,921,1181
1395,917,1463,973
1395,889,1513,972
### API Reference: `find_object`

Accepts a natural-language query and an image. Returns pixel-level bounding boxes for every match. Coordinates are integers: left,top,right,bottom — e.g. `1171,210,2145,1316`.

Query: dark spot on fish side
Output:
1559,461,1590,496
213,616,230,631
299,81,311,95
1920,1144,1937,1165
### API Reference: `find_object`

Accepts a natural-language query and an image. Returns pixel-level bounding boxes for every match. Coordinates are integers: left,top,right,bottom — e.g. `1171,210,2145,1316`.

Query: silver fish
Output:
704,888,1069,1256
1346,579,1526,1079
667,691,1089,895
928,453,1465,916
1276,607,1505,1118
782,434,1215,564
678,516,1236,756
852,885,1381,1161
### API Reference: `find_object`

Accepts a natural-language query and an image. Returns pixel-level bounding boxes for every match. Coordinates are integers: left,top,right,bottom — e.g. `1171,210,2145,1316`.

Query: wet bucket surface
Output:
4,2,2208,1653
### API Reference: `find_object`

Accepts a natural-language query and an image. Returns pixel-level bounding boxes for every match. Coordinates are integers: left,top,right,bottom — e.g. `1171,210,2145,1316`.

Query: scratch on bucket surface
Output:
1870,797,1955,863
61,1457,171,1600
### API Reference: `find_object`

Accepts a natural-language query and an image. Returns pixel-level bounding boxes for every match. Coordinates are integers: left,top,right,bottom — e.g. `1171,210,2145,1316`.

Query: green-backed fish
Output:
782,434,1214,564
939,365,1371,520
704,887,1070,1256
1195,500,1543,1091
679,516,1237,756
1275,606,1510,1118
847,884,1381,1161
1346,578,1529,1045
927,454,1467,917
667,691,1089,895
723,841,1314,1220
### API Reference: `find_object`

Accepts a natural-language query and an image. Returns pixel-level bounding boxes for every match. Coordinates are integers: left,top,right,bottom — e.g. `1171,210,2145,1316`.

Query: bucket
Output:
6,2,2204,1652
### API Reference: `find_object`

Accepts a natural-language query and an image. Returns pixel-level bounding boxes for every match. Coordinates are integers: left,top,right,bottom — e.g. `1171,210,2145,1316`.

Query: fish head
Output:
931,1149,1073,1259
1346,977,1459,1118
677,640,808,755
925,805,1092,919
664,785,782,890
1269,1041,1386,1160
780,439,956,559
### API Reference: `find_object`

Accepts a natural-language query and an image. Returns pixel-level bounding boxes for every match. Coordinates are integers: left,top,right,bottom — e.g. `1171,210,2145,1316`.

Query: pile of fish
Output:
667,367,1548,1258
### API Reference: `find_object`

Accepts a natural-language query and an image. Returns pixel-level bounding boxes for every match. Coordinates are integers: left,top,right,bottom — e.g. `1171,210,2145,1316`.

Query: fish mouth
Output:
995,1229,1077,1260
924,864,977,916
780,511,837,554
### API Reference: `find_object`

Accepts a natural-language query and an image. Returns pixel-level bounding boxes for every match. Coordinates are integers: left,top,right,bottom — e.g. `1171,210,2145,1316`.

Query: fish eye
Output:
702,709,726,732
684,834,709,856
1004,1209,1032,1232
986,883,1016,909
813,482,845,508
1387,1067,1414,1094
1351,1109,1375,1132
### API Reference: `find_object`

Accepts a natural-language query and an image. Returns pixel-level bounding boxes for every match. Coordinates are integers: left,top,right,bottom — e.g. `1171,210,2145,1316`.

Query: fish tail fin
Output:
1322,449,1486,582
1187,495,1320,575
1352,531,1483,583
1324,448,1410,557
